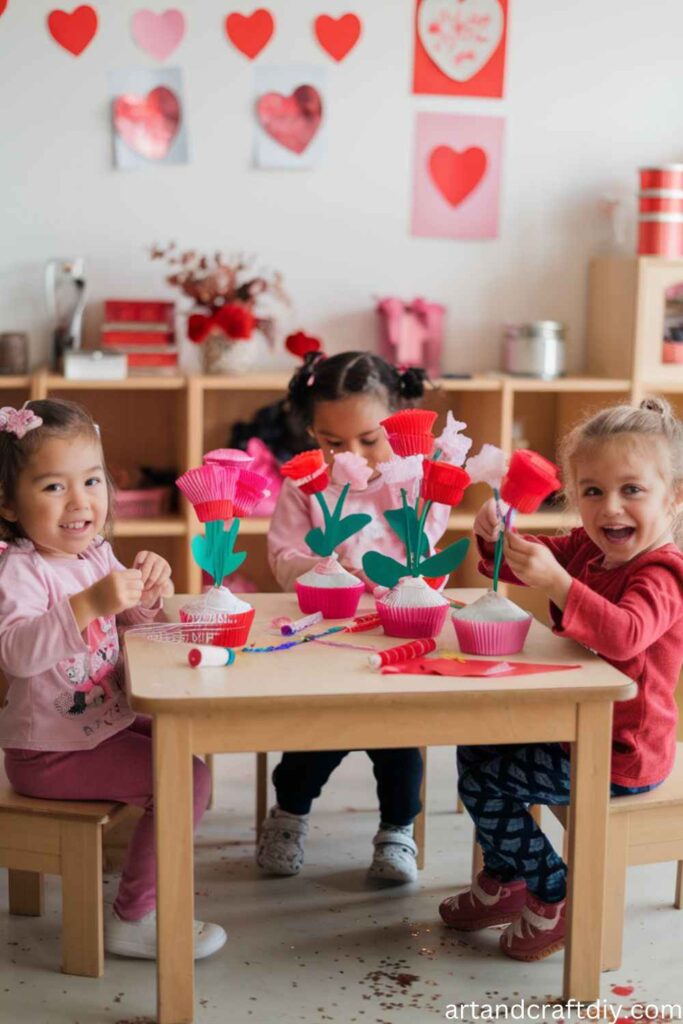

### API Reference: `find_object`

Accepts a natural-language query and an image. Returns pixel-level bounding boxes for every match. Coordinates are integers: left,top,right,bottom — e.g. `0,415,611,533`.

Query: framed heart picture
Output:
413,0,509,98
109,67,189,169
411,112,504,239
254,65,326,170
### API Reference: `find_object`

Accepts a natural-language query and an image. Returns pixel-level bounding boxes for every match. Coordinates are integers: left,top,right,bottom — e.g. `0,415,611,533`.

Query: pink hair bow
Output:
0,407,43,439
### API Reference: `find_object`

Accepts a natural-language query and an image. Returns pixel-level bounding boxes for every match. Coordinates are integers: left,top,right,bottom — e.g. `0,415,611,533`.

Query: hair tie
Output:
0,406,43,439
306,351,327,386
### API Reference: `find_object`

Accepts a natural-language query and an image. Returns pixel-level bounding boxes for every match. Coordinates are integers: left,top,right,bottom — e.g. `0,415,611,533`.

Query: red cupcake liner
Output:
381,409,438,434
295,581,365,619
451,614,532,656
178,606,255,647
376,601,449,638
387,432,434,457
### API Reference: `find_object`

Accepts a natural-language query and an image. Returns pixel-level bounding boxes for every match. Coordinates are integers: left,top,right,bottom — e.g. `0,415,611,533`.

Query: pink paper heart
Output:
113,86,181,160
256,85,322,154
132,8,185,61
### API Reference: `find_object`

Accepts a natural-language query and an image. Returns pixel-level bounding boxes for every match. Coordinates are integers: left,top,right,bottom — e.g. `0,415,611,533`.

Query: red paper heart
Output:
314,13,361,61
285,331,322,358
113,86,180,161
256,85,322,154
225,8,274,59
47,5,98,56
0,1,8,18
428,145,487,206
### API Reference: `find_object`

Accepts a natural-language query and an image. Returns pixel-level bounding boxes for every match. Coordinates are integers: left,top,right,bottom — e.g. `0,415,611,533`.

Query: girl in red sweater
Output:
439,397,683,961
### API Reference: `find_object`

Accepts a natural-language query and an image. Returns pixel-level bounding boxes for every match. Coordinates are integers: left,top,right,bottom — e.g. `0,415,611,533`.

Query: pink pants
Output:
4,716,211,921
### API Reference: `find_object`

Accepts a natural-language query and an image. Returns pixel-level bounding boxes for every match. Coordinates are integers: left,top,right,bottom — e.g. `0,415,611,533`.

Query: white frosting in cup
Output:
297,555,361,590
379,576,449,609
452,591,530,623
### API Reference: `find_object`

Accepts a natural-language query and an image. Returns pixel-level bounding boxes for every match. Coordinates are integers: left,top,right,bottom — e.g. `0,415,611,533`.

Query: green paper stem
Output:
400,488,414,574
330,483,350,524
314,490,332,529
415,498,433,575
492,488,504,592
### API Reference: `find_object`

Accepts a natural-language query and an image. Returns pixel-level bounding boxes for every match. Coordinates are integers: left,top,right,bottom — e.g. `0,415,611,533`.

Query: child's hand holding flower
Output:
473,498,503,544
134,551,174,607
503,532,572,609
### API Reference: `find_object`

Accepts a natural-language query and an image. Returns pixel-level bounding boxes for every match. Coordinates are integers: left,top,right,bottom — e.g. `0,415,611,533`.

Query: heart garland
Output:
225,8,274,59
47,5,98,56
131,8,186,61
313,13,361,61
428,145,487,206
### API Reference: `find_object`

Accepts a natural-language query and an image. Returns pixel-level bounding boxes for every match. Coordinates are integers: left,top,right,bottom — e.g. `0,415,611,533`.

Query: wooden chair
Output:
0,770,129,977
470,744,683,971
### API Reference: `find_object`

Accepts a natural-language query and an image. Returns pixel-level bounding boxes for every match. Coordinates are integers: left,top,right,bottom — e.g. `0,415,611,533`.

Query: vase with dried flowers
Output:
150,243,290,374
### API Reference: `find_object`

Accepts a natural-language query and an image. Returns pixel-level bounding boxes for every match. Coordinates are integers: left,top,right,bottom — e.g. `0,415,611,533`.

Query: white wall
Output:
1,0,682,373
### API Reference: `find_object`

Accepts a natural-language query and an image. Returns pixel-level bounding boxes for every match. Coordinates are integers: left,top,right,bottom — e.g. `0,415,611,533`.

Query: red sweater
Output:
478,529,683,787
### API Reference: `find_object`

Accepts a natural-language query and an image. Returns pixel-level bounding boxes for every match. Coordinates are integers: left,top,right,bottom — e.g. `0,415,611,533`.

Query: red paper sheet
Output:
381,658,581,678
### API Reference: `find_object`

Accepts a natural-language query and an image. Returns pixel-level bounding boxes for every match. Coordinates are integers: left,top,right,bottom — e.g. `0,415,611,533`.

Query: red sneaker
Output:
500,891,566,961
439,871,527,931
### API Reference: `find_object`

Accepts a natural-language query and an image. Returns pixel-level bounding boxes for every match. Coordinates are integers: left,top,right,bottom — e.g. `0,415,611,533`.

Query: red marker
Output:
188,646,235,668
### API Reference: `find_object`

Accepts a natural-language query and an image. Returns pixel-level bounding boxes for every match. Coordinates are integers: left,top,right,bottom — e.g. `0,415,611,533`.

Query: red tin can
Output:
638,214,683,256
640,165,683,191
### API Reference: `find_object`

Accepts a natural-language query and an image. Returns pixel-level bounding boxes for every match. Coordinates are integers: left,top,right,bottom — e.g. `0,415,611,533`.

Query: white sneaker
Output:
105,908,227,960
256,806,309,876
368,825,418,884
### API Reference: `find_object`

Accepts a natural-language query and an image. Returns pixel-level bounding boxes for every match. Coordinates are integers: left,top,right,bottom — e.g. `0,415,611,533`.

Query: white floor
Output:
1,747,681,1024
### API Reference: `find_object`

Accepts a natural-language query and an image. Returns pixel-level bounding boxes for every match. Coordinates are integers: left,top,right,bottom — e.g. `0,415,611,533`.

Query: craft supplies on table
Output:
188,646,235,668
368,637,437,668
280,611,323,635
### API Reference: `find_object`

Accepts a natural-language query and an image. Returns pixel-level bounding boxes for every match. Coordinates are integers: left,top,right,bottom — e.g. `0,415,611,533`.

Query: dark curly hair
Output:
287,351,429,427
0,398,114,543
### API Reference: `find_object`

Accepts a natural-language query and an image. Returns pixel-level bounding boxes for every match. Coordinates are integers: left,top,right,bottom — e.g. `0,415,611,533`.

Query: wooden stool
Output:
0,770,128,977
549,745,683,971
255,748,430,869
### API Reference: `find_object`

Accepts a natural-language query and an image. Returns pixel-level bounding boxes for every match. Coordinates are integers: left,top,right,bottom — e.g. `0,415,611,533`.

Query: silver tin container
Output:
503,321,566,379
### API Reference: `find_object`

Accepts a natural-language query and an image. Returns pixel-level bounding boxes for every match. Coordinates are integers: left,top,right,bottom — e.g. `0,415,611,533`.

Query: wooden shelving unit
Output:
17,255,680,608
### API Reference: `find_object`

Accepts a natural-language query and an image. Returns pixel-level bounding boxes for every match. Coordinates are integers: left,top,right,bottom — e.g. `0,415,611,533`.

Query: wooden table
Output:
124,591,637,1024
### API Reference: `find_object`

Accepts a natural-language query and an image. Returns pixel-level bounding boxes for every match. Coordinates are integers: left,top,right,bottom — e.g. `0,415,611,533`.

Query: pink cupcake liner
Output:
179,606,255,647
451,614,532,656
376,601,449,639
295,581,364,619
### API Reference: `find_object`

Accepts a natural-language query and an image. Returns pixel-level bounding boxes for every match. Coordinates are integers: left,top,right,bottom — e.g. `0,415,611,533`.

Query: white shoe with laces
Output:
105,908,227,960
368,824,418,884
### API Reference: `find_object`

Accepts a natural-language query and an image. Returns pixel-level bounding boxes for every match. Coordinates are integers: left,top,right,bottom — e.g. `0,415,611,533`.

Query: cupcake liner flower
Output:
381,409,437,457
435,411,472,466
332,451,373,491
176,464,237,523
501,449,561,513
465,444,507,489
377,455,423,504
421,461,471,507
203,448,255,470
233,470,271,517
281,450,330,495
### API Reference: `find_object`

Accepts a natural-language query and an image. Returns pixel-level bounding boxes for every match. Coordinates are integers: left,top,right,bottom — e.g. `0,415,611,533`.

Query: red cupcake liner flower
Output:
281,449,330,495
381,409,437,457
387,431,434,457
421,461,471,506
500,449,561,513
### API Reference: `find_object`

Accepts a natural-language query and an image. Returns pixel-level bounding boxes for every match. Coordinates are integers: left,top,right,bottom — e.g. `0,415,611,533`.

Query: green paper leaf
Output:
417,538,470,580
333,512,372,547
305,526,335,557
384,507,429,558
191,534,214,576
362,551,407,589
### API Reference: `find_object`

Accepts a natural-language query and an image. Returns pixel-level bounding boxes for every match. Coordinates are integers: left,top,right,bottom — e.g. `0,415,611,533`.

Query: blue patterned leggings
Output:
457,743,659,903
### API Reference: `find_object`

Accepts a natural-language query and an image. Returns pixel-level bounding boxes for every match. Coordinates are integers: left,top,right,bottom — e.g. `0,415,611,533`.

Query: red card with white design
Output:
412,112,504,239
413,0,509,97
382,659,582,678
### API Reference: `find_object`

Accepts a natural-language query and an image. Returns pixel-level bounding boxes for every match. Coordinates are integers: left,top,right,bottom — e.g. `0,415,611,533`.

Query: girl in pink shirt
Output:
0,399,225,961
259,351,450,884
439,397,683,963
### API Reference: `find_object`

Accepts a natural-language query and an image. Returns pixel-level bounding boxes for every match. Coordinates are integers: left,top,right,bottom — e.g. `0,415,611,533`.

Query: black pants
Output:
273,748,423,826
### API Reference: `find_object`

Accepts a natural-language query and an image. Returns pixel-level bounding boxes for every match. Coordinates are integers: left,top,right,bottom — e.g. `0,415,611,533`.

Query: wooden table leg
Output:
155,714,195,1024
563,700,612,1003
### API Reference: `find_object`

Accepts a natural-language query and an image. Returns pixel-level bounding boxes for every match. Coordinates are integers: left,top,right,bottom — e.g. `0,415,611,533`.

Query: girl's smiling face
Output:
311,394,395,472
0,434,108,558
573,435,679,568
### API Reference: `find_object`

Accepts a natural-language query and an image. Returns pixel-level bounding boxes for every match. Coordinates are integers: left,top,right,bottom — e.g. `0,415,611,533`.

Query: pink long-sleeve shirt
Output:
268,477,451,592
0,538,164,752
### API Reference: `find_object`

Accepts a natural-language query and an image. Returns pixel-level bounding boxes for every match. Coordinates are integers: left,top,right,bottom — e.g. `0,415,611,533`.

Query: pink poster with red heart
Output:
411,112,504,239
